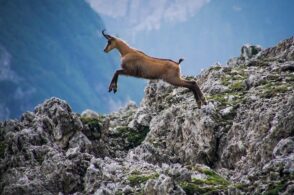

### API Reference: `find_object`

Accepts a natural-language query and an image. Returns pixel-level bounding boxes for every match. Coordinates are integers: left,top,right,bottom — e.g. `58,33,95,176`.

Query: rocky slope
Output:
0,37,294,194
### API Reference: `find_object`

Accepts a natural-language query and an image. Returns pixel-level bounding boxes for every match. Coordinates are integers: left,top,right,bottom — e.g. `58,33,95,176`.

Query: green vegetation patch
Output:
80,116,103,139
220,63,247,81
264,180,288,195
285,74,294,82
207,65,249,110
81,117,103,130
115,126,150,149
260,83,290,98
233,183,247,191
263,174,294,195
207,94,228,107
230,80,246,91
221,75,231,86
128,171,159,186
179,168,231,195
207,92,245,109
206,66,249,128
179,181,207,195
114,190,123,195
209,66,222,72
220,67,247,90
199,169,230,186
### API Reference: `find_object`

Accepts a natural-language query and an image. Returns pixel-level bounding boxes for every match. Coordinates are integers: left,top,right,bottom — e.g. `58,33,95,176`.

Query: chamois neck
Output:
116,39,133,57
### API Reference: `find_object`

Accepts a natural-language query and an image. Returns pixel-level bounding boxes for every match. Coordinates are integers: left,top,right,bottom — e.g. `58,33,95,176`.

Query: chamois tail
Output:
177,58,184,65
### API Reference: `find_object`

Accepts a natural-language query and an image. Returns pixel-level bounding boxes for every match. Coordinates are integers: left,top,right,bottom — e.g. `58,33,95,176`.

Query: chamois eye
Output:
108,40,111,44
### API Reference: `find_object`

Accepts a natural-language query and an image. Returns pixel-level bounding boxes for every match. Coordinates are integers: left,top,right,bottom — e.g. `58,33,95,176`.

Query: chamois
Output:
102,30,207,108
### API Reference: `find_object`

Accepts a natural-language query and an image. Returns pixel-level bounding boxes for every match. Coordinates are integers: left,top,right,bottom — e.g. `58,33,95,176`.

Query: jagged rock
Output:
142,104,217,165
273,137,294,158
241,44,262,60
1,36,294,194
280,61,294,72
258,36,294,61
34,97,83,148
68,131,92,153
227,44,262,66
144,174,185,195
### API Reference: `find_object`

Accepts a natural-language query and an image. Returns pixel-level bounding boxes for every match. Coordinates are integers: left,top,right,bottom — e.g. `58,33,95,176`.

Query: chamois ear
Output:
102,29,113,40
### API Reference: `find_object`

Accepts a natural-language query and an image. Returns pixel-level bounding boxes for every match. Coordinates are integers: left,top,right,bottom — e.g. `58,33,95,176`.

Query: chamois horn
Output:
102,30,111,39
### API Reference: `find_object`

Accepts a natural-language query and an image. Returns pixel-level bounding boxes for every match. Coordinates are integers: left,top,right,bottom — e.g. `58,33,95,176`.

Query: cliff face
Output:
0,37,294,194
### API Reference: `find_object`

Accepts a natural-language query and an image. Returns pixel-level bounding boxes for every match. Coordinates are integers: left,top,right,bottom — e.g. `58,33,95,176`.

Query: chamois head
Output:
102,30,117,53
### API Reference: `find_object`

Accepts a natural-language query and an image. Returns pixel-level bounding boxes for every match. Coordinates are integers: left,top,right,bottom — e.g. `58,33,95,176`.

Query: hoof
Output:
197,101,202,109
108,83,117,93
201,97,208,105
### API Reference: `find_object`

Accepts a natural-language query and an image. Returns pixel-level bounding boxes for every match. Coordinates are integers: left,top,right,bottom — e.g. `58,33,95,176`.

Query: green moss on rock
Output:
234,183,247,190
80,117,103,139
220,65,248,92
114,190,123,195
285,74,294,82
221,75,231,86
128,172,159,186
179,181,206,195
207,94,228,107
230,81,245,91
207,92,245,109
261,84,289,98
179,180,227,195
81,117,103,129
178,168,231,195
263,180,288,195
116,126,150,149
209,66,222,72
199,169,230,186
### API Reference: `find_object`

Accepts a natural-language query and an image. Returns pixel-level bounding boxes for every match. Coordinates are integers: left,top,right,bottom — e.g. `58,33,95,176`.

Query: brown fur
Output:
102,31,207,108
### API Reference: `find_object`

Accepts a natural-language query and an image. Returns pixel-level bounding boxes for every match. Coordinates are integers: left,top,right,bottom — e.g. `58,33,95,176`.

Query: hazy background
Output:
0,0,293,120
88,0,294,74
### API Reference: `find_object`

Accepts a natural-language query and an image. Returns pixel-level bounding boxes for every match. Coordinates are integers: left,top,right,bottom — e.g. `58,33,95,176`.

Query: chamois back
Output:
135,50,183,65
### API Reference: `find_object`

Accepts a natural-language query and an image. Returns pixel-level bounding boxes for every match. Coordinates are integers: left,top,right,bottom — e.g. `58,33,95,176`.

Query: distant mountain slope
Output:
0,0,144,120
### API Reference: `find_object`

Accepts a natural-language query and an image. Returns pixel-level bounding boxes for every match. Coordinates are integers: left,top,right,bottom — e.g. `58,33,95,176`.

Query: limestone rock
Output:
1,36,294,194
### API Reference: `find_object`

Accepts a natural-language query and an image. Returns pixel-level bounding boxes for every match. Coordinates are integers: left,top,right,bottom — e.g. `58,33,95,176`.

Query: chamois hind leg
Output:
186,80,207,105
165,77,202,108
109,69,127,93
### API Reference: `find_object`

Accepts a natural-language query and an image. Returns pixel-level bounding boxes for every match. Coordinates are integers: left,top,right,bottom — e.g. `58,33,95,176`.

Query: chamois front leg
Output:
109,69,127,93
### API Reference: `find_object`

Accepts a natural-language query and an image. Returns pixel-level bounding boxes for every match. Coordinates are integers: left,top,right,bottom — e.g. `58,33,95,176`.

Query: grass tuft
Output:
128,172,159,186
115,126,150,149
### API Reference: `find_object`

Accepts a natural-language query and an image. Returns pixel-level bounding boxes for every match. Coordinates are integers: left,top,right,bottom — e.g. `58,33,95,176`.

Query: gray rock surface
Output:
1,36,294,194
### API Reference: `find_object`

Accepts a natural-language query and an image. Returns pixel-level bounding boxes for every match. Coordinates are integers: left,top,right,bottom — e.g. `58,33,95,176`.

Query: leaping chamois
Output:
102,30,207,108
